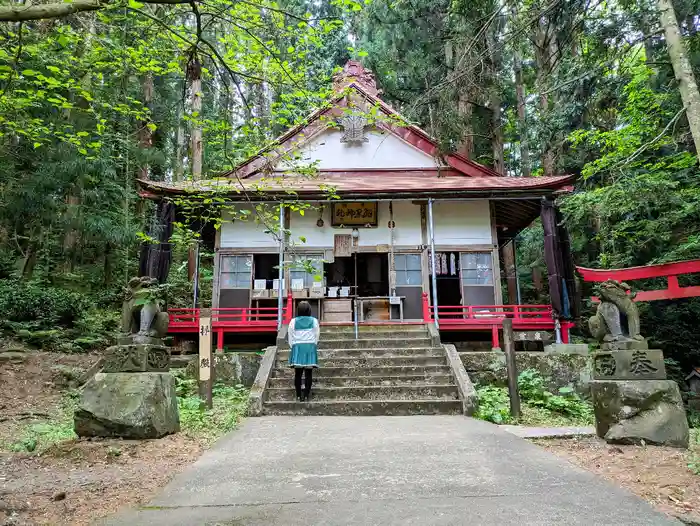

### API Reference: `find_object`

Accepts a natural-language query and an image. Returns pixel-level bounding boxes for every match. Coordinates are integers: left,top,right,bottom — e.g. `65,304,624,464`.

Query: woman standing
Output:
288,301,319,401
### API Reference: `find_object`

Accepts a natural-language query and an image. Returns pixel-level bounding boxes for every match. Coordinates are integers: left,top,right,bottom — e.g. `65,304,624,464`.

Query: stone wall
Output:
183,352,264,387
459,351,592,395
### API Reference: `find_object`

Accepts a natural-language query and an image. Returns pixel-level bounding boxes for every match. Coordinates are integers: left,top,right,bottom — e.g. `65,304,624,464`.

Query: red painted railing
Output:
420,292,554,326
168,290,294,336
170,291,565,351
432,304,554,323
420,292,564,348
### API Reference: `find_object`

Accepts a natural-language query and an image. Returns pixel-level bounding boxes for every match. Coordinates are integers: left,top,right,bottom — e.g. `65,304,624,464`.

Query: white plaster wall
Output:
287,201,423,249
432,201,493,246
279,129,438,170
287,205,333,249
220,206,279,249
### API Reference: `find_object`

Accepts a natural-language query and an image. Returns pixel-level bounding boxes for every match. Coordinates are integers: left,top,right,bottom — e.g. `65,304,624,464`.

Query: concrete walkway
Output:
499,425,596,439
102,416,680,526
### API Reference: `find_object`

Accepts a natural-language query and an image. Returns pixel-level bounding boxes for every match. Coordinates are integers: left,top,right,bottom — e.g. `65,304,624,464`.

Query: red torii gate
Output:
577,259,700,301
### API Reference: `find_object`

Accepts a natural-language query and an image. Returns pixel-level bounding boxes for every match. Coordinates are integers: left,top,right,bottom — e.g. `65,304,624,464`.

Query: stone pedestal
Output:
544,343,589,355
74,342,180,439
591,379,689,448
590,349,688,448
592,349,666,380
103,343,170,372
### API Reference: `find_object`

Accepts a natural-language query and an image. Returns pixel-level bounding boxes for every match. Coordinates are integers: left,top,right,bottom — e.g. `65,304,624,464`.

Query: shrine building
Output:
139,61,575,351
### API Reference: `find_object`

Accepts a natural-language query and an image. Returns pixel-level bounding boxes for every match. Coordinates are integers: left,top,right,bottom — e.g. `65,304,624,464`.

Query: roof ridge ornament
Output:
339,114,369,144
333,60,380,95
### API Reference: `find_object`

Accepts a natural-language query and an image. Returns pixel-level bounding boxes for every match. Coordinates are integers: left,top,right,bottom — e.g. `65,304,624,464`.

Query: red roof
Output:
139,169,573,198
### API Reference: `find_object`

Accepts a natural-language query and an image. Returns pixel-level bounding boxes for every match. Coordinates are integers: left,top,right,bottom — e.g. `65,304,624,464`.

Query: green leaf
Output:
128,0,145,8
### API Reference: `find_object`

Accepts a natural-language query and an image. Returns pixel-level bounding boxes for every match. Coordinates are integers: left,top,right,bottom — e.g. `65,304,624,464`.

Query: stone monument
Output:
74,277,180,439
589,280,689,448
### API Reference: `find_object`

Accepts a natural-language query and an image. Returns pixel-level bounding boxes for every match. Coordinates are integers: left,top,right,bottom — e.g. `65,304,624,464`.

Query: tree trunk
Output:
534,19,556,176
486,21,505,175
175,105,185,182
457,92,474,159
138,73,154,180
502,240,518,304
187,58,203,281
189,58,203,180
657,0,700,161
447,38,474,159
21,230,39,280
103,242,112,285
513,17,530,177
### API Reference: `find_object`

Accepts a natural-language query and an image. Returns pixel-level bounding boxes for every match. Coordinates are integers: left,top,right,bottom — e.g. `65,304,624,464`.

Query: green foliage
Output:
517,369,593,421
688,430,700,476
474,385,512,424
475,370,593,426
0,279,89,328
688,410,700,430
173,370,249,444
0,279,119,351
5,397,78,453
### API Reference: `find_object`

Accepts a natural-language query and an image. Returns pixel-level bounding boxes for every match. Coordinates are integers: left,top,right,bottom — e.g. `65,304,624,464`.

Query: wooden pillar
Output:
198,308,213,408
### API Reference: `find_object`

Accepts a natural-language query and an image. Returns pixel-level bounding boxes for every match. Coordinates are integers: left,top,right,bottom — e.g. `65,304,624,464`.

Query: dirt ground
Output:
0,350,204,526
535,435,700,524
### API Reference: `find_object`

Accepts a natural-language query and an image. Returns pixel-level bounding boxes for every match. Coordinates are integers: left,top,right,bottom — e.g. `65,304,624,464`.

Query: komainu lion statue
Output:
120,276,169,340
588,280,644,344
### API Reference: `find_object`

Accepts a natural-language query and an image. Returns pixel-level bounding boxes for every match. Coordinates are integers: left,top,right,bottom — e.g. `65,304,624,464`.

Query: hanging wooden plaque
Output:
334,234,352,258
331,202,378,227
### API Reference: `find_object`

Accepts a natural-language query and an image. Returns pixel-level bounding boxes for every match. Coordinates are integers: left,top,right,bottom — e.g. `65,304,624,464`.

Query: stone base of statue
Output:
74,337,179,439
74,371,180,439
600,339,649,351
102,343,171,373
590,349,689,448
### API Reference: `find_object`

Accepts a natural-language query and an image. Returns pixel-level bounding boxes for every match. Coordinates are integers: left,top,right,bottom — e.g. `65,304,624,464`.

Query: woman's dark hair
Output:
297,301,312,317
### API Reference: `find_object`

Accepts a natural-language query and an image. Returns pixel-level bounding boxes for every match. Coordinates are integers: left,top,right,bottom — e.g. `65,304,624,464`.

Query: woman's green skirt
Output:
289,343,318,368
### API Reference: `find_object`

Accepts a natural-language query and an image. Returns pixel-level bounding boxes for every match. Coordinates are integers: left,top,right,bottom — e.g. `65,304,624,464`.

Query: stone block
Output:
515,331,554,343
544,343,589,355
459,351,592,395
592,350,666,380
103,344,170,373
185,351,263,387
591,379,689,448
117,335,165,346
600,339,649,351
443,344,477,416
74,372,180,439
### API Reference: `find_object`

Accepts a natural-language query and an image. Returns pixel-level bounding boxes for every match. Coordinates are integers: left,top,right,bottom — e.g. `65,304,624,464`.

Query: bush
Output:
689,409,700,429
517,369,593,421
474,369,594,426
0,279,89,329
172,370,249,443
475,385,512,424
0,280,121,352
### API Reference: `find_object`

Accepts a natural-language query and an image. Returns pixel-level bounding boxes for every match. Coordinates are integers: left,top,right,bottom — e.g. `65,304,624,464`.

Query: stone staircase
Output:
261,325,464,416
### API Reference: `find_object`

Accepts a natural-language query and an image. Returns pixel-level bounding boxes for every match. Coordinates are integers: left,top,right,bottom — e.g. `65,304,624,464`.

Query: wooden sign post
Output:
198,308,213,409
502,319,521,420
